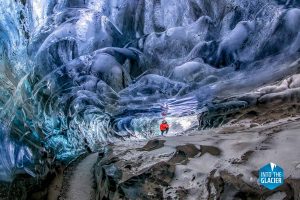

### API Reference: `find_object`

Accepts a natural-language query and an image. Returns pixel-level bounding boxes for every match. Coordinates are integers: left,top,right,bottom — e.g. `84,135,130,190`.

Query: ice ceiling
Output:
0,0,300,181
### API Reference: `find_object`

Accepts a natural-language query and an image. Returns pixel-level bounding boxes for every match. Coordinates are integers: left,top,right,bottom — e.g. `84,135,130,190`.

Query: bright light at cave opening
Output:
180,118,193,130
165,115,197,132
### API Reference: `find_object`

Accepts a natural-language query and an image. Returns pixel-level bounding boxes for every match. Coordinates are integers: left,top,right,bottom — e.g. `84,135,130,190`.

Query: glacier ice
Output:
1,0,300,181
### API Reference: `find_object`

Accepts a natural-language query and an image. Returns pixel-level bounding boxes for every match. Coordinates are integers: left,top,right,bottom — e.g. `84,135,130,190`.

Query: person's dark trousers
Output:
161,129,168,136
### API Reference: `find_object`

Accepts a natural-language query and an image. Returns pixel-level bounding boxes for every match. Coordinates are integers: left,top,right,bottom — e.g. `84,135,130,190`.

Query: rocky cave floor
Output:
93,116,300,200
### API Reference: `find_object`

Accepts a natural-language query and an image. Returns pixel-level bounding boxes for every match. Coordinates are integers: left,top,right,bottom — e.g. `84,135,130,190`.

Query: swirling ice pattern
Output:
1,0,300,181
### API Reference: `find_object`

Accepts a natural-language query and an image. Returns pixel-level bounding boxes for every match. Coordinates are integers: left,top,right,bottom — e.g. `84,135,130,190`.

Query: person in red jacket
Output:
160,120,169,136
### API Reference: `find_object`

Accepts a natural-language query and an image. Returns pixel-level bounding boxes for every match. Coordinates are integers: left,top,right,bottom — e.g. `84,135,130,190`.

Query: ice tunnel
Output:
1,0,300,184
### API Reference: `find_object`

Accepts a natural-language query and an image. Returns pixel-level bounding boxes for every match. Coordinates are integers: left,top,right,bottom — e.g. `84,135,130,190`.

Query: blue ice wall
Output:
1,0,300,181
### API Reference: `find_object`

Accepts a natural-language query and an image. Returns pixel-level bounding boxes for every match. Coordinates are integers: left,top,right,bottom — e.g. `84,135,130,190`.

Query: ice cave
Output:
0,0,300,199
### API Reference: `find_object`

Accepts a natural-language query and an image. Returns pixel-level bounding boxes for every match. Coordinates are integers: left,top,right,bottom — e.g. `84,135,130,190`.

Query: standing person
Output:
160,120,169,136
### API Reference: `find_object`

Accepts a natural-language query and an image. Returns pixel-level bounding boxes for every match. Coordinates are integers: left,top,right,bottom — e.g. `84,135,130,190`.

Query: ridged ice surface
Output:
0,0,300,181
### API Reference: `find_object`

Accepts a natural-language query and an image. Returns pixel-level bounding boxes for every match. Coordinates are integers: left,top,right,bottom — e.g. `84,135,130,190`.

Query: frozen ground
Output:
66,153,98,200
94,116,300,199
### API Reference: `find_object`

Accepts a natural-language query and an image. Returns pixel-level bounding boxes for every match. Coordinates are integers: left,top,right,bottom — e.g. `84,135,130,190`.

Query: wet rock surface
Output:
137,139,166,151
118,161,175,200
169,144,201,165
200,145,222,157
